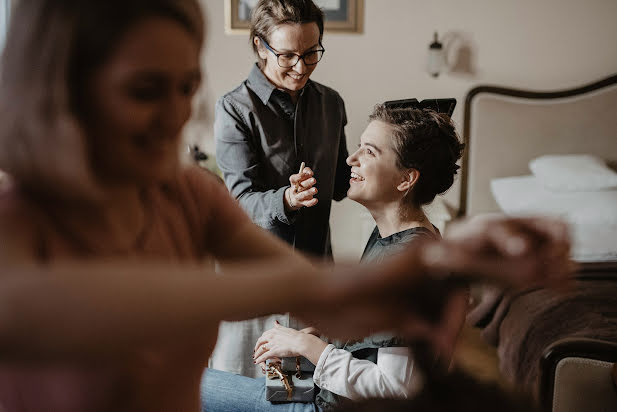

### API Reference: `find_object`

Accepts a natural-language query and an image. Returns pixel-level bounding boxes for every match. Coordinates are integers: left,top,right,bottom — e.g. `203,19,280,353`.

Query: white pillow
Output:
529,154,617,192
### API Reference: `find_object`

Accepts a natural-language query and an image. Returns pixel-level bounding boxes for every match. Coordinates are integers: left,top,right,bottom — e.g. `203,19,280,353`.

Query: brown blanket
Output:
468,277,617,399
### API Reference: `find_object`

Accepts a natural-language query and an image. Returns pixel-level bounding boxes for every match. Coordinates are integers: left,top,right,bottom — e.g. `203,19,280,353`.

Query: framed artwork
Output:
225,0,363,34
0,0,12,50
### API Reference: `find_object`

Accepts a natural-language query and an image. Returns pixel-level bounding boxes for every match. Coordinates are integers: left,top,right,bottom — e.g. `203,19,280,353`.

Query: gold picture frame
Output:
225,0,363,35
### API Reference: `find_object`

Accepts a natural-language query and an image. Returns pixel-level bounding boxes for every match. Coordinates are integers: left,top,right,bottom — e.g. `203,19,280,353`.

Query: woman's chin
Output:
347,190,362,204
124,161,179,185
285,78,308,91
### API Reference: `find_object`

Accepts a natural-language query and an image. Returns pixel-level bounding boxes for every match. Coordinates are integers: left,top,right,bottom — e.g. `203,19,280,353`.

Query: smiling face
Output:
346,120,412,208
256,22,321,96
81,17,201,185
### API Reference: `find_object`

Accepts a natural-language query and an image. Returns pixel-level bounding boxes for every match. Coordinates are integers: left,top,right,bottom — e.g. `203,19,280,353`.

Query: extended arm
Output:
0,258,323,361
214,96,295,226
313,346,416,400
0,216,573,364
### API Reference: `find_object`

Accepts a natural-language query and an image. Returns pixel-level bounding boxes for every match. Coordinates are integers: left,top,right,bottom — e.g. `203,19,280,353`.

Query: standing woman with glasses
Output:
212,0,351,377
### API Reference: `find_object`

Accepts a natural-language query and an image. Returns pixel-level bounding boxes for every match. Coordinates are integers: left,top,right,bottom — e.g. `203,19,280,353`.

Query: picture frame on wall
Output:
0,0,12,51
225,0,363,34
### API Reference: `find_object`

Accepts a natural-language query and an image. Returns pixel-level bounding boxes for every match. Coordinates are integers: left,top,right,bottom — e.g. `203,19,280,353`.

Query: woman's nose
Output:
161,93,192,134
346,149,359,166
293,57,308,74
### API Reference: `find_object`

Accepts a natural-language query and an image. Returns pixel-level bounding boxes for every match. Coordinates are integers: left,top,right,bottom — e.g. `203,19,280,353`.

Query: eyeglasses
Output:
259,37,325,68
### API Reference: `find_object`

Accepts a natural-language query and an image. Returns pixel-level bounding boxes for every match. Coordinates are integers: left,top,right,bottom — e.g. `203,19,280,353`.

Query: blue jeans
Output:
201,368,322,412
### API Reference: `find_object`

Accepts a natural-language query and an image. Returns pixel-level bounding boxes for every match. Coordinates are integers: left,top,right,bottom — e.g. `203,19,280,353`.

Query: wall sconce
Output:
427,31,445,78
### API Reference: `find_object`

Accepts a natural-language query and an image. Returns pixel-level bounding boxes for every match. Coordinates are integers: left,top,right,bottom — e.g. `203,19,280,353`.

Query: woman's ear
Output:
397,169,420,193
254,37,268,60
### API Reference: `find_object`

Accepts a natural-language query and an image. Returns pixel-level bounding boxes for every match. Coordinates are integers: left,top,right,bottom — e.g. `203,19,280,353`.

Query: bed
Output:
458,74,617,411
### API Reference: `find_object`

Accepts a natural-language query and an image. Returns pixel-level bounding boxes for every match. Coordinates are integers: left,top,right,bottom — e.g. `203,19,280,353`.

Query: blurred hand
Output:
427,215,573,288
285,167,318,211
296,216,573,358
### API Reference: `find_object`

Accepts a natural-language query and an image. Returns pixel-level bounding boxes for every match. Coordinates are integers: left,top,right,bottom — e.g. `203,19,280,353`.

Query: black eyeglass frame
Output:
259,37,325,68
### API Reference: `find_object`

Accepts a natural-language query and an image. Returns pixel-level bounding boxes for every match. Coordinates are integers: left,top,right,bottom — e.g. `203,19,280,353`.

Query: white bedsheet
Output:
490,175,617,262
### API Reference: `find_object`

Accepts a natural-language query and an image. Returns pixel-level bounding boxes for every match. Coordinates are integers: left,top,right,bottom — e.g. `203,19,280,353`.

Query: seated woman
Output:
201,104,467,411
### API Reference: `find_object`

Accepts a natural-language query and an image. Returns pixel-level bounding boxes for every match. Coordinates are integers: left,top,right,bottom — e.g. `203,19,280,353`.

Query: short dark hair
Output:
369,104,465,206
249,0,324,67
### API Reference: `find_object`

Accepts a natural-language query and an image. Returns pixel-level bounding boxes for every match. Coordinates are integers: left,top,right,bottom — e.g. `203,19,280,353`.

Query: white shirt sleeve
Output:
312,344,419,400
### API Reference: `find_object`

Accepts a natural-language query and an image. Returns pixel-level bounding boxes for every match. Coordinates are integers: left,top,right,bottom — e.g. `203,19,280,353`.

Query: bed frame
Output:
458,74,617,217
459,75,617,410
540,337,617,412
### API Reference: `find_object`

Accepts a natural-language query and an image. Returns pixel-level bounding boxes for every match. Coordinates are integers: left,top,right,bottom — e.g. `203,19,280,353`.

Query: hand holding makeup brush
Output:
284,162,318,211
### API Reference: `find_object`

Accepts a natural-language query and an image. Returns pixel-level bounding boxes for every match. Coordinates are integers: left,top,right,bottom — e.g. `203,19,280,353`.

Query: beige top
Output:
0,166,251,412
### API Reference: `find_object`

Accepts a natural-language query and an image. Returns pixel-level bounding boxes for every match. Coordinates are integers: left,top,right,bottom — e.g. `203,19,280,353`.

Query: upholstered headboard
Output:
459,74,617,217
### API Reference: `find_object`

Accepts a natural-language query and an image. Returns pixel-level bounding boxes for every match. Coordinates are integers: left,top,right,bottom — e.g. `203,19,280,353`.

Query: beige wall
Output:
193,0,617,260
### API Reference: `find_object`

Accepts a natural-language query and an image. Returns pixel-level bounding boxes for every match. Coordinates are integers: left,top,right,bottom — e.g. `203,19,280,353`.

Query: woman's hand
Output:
253,322,327,365
295,216,573,358
429,215,573,288
299,326,320,336
284,167,318,211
